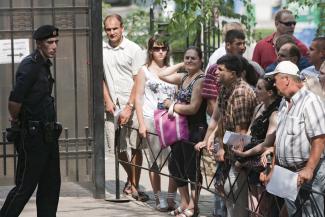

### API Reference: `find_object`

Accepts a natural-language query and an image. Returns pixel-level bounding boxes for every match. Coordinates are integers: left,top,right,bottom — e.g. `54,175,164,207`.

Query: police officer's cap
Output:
33,25,59,40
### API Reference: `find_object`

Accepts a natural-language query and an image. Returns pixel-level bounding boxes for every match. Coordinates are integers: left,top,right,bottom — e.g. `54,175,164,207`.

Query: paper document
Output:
266,165,299,201
113,109,122,130
222,131,252,146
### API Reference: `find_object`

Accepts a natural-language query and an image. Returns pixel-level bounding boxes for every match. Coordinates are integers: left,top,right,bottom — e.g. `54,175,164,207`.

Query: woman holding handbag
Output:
134,35,178,211
158,46,207,217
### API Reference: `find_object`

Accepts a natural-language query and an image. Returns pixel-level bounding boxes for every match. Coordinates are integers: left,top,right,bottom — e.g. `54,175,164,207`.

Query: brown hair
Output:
147,34,170,66
275,9,293,22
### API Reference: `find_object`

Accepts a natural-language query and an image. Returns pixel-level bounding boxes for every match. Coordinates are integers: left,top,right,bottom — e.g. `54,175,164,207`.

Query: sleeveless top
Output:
177,73,207,142
249,97,282,146
142,66,176,118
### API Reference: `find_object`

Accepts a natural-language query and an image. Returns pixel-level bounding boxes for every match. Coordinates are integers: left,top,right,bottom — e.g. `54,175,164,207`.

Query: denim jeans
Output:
285,159,325,217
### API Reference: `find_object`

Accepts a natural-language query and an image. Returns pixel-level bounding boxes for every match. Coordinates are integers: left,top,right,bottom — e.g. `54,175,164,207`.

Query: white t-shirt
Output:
103,37,146,106
142,66,176,118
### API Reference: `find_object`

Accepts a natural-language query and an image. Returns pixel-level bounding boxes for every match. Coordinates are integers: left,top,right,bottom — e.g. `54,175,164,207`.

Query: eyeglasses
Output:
279,21,296,27
152,46,168,52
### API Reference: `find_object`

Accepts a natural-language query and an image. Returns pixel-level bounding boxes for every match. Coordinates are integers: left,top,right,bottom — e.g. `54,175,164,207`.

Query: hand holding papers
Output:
223,130,252,147
266,165,299,201
113,108,122,130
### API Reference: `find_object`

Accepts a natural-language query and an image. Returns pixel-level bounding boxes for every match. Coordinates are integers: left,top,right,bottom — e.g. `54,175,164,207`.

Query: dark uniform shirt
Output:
9,50,56,123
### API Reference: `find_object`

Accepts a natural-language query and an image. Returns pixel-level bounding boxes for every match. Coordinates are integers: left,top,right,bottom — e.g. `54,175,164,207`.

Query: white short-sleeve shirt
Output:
103,37,146,106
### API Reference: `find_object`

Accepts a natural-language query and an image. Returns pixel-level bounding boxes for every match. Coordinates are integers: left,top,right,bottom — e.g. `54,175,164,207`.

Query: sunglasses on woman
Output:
152,46,168,52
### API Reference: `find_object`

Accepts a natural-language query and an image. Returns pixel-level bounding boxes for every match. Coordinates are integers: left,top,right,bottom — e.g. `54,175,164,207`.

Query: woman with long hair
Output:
135,35,177,211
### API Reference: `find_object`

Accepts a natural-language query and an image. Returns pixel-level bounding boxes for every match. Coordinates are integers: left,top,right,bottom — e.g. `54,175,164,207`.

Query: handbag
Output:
153,102,189,149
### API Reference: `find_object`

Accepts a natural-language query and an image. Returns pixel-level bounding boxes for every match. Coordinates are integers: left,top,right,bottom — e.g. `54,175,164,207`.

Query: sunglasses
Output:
152,46,168,52
279,20,296,27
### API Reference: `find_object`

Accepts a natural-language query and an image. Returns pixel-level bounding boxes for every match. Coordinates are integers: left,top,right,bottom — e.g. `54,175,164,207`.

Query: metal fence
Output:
111,125,325,217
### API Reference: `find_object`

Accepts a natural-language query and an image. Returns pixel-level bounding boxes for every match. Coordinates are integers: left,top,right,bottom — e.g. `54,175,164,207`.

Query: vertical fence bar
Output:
85,127,90,175
2,131,7,176
64,128,69,176
75,135,79,182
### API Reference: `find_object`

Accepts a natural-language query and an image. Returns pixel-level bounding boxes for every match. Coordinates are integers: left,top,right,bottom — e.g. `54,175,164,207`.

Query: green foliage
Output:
123,9,151,48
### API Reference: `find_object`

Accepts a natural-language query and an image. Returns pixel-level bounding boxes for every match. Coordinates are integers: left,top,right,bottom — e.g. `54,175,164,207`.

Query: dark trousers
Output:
0,131,61,217
169,141,201,188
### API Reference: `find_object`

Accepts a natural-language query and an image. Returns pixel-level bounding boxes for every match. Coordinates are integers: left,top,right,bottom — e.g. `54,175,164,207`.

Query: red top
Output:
252,33,308,69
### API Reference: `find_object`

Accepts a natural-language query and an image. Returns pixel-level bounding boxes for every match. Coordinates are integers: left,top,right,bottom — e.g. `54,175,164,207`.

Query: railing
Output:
112,125,325,217
0,127,93,184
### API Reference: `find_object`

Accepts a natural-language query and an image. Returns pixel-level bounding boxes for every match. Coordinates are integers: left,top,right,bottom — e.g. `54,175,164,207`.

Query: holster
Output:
26,121,62,143
43,122,62,143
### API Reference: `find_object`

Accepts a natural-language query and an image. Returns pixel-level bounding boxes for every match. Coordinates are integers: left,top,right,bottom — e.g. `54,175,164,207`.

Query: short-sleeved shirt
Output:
252,33,308,69
202,64,221,100
217,78,257,132
275,87,325,170
205,43,226,72
9,50,55,122
103,37,146,106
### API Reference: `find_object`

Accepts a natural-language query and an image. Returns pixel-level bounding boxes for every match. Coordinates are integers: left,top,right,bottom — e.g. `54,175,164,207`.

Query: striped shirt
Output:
202,64,221,99
276,86,325,170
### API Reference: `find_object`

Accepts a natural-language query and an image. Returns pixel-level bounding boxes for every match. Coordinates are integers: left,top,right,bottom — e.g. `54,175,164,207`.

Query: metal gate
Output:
0,0,105,198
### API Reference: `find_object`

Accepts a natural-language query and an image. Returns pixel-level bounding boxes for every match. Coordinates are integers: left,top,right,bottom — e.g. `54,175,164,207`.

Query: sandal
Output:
176,208,198,217
167,200,179,211
122,182,132,195
131,191,149,202
168,207,183,216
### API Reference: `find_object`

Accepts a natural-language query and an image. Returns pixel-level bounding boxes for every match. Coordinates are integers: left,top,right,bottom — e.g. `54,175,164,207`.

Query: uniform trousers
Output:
0,130,61,217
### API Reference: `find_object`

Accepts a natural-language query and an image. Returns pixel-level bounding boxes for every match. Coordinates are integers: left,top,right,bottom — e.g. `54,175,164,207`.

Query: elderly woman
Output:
158,46,207,217
135,35,177,211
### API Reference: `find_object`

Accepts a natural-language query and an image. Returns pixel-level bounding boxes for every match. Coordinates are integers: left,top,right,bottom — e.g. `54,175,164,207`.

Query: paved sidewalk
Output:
0,182,215,217
0,149,215,216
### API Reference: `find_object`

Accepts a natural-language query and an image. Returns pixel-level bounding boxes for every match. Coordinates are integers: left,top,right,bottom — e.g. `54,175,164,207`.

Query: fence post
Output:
2,130,7,176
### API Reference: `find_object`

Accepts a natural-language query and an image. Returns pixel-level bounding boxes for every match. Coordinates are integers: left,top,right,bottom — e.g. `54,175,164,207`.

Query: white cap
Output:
265,61,300,77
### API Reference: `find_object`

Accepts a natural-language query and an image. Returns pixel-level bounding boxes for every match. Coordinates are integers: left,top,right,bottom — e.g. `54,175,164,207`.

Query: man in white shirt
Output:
102,14,148,201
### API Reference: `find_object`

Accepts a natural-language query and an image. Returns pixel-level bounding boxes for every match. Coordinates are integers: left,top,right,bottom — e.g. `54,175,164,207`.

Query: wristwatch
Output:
127,102,134,110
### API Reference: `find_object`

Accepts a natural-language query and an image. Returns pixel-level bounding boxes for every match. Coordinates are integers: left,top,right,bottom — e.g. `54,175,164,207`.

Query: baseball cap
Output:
33,25,59,40
265,61,300,77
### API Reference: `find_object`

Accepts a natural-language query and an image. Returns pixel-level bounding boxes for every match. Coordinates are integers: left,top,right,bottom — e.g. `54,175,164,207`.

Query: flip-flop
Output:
131,191,149,202
168,207,183,216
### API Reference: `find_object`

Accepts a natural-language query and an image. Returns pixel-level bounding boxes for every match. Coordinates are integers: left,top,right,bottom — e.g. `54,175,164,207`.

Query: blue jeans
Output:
285,159,325,217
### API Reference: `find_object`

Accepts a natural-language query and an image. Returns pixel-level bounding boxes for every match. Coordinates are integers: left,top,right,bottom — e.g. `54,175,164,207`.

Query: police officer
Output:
0,25,62,217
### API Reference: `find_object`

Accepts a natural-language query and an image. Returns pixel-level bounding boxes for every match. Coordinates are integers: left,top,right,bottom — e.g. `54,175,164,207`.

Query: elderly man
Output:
253,9,308,69
266,61,325,217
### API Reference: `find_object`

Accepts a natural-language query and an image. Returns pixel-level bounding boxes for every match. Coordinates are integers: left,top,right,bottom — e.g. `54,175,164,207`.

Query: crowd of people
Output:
1,6,324,217
101,9,325,217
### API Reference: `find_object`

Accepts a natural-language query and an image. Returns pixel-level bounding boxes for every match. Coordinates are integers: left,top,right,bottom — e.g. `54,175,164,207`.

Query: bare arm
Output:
119,75,137,125
298,135,325,185
233,112,277,157
103,80,115,114
172,77,204,115
134,69,147,138
158,62,184,85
